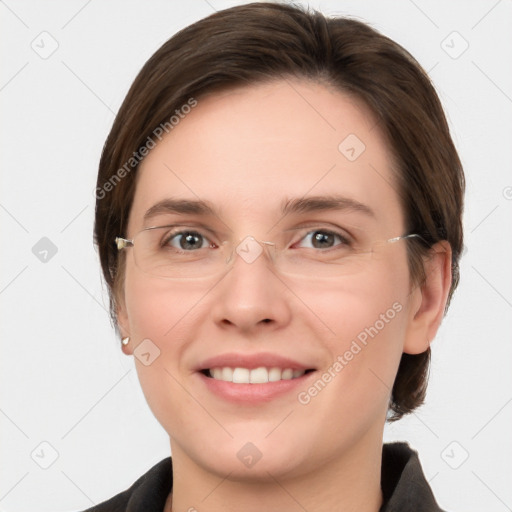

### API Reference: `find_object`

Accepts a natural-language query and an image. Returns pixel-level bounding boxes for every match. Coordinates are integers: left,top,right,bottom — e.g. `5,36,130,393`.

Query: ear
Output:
116,297,133,356
403,241,452,354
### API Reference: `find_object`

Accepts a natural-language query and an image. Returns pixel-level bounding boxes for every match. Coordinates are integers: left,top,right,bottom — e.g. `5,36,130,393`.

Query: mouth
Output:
195,352,318,402
200,367,316,384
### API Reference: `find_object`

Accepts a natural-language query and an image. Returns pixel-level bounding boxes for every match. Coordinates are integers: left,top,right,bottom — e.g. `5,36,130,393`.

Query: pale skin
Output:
116,79,452,512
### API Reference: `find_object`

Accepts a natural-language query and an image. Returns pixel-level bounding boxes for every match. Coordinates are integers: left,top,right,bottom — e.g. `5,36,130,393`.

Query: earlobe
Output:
116,301,133,355
403,241,452,355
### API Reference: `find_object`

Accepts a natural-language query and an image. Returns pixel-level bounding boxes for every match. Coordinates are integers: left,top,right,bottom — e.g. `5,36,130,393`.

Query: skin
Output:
117,79,452,512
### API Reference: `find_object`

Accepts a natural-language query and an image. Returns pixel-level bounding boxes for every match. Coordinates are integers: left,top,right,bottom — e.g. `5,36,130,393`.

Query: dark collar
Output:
82,442,445,512
379,442,445,511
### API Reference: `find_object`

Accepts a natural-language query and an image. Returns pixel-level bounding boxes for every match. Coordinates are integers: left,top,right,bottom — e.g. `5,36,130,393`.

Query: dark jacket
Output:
81,442,446,511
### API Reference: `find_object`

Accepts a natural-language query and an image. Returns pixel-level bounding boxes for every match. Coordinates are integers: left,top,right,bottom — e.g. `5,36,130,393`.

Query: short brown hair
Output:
94,2,464,421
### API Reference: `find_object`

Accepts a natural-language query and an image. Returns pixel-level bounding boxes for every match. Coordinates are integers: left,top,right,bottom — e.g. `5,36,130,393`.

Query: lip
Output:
195,352,314,372
196,370,317,404
194,352,317,404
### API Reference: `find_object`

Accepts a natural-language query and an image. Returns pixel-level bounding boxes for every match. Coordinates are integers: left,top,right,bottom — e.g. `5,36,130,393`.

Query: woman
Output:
89,2,464,511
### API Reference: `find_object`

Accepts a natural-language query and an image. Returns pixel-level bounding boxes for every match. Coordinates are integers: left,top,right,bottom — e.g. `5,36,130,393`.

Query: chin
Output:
181,431,311,482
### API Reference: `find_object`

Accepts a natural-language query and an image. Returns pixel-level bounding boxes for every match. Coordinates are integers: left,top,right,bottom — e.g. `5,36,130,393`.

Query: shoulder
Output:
78,457,173,512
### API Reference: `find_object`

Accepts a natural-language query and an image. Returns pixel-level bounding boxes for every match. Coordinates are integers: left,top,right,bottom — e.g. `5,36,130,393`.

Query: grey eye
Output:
167,231,210,251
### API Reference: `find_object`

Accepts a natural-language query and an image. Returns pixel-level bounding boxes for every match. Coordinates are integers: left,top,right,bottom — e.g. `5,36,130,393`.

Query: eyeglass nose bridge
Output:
224,236,278,267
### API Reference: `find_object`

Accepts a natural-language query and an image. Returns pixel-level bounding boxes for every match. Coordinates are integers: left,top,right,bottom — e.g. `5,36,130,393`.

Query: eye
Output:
295,229,351,250
164,230,213,251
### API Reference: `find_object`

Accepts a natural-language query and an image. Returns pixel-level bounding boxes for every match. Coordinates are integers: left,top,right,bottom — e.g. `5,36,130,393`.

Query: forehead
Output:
129,79,404,233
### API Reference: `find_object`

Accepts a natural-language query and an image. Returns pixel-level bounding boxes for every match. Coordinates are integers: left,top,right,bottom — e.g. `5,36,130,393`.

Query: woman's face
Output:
119,79,424,479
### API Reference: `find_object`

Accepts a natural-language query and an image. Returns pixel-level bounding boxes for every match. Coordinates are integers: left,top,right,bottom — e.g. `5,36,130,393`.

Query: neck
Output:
167,434,383,512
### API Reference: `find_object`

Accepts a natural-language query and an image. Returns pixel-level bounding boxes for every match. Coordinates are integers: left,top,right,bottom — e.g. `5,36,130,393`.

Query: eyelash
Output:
159,225,353,251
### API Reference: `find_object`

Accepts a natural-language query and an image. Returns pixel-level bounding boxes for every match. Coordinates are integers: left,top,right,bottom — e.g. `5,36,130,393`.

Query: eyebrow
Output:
144,198,216,222
280,195,375,218
143,194,375,222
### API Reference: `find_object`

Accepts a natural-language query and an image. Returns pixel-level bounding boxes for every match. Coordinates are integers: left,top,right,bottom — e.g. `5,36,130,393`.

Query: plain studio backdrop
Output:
1,1,511,511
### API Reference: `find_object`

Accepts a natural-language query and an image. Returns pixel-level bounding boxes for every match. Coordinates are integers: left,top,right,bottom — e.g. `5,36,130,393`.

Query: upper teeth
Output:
209,367,306,384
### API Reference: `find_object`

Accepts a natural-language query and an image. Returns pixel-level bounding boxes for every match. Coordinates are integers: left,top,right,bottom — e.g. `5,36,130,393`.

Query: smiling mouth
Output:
200,367,316,384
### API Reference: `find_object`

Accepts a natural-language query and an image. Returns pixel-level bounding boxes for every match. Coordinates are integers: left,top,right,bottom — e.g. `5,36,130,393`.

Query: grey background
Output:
1,1,511,511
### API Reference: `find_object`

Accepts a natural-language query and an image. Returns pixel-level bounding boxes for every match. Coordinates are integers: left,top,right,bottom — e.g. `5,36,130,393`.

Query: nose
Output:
210,236,292,333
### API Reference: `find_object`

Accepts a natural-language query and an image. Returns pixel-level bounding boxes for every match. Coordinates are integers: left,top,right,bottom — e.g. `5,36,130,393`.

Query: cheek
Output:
303,257,410,416
121,258,232,408
123,263,208,340
306,251,410,336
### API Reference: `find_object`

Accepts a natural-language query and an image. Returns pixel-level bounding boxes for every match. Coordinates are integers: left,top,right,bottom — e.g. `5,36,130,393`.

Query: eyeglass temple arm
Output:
387,233,426,244
115,237,134,251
